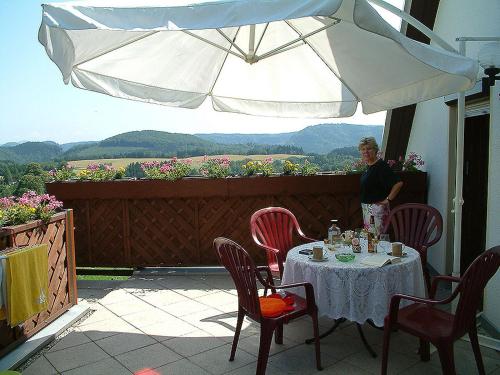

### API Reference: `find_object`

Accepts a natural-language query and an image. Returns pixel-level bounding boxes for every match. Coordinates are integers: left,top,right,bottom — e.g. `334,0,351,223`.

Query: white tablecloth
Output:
281,241,426,327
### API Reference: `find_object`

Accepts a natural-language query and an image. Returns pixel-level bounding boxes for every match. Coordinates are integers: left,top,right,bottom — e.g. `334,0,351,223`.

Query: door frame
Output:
446,97,490,274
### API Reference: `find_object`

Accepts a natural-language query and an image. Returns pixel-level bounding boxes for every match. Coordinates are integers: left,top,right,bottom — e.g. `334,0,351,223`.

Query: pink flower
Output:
0,197,15,208
160,164,173,173
87,163,100,171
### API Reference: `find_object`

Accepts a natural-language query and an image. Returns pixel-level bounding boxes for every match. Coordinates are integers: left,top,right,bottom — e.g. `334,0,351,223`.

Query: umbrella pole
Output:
452,39,466,281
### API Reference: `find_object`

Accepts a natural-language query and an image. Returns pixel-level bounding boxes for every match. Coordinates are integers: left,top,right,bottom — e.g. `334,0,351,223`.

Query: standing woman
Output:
359,137,403,234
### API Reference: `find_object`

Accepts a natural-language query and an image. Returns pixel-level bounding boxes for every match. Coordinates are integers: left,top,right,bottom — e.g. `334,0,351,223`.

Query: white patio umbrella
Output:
38,0,478,119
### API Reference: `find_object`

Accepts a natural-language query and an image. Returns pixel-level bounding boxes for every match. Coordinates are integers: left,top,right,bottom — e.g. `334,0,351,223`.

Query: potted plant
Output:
198,156,231,178
140,158,193,181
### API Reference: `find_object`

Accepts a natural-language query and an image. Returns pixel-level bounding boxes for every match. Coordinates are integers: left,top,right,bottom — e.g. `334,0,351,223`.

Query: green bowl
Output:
335,253,355,262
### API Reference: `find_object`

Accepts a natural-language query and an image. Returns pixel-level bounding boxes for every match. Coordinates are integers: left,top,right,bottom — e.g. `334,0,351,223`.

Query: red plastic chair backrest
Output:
213,237,261,320
383,203,443,253
250,207,301,270
453,246,500,336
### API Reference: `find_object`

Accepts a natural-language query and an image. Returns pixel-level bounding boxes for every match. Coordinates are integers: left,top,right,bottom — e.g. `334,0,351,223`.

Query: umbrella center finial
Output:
245,54,260,64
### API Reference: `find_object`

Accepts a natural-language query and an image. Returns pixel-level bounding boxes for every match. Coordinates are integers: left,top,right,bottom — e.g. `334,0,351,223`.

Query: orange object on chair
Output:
259,293,295,317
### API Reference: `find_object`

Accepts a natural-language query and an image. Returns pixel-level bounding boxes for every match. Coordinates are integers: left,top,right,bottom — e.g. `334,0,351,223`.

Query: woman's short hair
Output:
358,137,379,153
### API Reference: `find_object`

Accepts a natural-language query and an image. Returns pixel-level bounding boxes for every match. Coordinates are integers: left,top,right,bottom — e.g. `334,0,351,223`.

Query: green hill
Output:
197,123,383,154
60,141,99,152
0,147,22,162
0,142,62,163
62,130,303,160
63,130,224,160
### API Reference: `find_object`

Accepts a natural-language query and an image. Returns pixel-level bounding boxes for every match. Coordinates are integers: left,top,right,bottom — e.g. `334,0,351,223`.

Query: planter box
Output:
0,210,77,357
46,173,426,267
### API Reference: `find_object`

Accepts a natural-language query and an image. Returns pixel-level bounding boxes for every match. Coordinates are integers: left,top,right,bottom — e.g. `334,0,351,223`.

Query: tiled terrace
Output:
20,272,500,375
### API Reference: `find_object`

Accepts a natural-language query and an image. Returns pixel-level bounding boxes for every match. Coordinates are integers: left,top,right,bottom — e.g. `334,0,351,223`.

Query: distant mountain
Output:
195,133,293,145
62,130,302,160
0,142,62,163
1,142,26,147
63,130,217,160
60,141,99,152
197,123,383,154
0,124,383,163
0,147,22,163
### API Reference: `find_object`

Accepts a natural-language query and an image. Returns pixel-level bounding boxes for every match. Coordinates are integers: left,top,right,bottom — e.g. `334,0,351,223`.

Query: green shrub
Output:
300,160,320,176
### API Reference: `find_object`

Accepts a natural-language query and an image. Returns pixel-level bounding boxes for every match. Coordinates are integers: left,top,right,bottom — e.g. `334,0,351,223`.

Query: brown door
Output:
460,114,489,273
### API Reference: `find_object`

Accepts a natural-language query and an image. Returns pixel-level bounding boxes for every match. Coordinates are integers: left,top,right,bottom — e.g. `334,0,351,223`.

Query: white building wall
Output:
407,100,450,273
484,83,500,330
406,0,500,329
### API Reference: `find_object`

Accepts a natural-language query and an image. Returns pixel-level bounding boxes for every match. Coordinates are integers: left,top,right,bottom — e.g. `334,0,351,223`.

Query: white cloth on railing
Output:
282,241,426,327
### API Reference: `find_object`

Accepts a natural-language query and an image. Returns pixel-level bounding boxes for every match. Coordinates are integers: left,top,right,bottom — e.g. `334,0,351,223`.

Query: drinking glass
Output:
379,233,391,253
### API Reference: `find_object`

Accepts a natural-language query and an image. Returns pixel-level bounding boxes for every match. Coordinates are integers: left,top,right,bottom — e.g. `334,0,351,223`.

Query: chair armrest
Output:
430,275,461,299
298,232,319,243
254,242,280,255
296,226,318,243
387,293,445,325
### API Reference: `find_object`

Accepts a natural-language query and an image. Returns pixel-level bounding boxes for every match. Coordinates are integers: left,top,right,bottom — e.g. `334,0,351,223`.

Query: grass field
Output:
69,154,305,170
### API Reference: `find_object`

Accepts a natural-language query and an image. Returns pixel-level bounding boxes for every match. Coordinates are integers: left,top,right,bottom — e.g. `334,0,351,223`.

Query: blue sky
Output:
0,1,397,144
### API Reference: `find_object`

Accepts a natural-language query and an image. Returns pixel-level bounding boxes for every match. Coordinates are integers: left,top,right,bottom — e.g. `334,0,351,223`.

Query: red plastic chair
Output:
213,237,322,375
381,246,500,375
382,203,443,292
250,207,317,279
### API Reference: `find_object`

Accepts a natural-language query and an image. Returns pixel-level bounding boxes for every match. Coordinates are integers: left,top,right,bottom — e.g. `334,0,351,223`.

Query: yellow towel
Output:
4,244,49,327
0,257,5,320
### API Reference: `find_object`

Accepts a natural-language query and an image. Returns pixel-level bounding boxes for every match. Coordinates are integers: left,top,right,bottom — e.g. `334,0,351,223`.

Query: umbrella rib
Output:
74,31,159,68
207,27,242,96
258,17,341,61
182,30,246,61
216,29,247,58
284,20,361,102
253,23,269,56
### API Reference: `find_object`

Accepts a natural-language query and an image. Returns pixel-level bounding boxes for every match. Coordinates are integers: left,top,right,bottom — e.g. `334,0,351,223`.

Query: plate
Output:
387,252,408,257
335,253,355,262
308,255,329,262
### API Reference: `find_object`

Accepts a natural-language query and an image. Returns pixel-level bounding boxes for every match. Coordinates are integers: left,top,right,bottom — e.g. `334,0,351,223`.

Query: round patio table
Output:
282,241,426,328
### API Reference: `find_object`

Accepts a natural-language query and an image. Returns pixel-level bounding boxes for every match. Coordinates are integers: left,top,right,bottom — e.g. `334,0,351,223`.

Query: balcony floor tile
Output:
17,274,500,375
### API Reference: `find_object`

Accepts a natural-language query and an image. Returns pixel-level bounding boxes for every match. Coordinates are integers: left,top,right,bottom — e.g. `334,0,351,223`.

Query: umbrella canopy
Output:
39,0,478,118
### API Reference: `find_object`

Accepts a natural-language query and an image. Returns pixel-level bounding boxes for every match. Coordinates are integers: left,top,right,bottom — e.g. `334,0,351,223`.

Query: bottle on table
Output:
328,219,342,250
367,215,376,253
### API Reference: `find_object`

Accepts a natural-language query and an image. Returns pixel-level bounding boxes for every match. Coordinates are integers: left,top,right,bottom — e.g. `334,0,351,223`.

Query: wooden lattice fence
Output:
46,174,427,267
0,210,77,357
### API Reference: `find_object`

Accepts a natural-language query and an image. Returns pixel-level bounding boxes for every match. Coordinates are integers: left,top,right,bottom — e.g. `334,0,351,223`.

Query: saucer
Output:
308,255,329,262
387,251,407,257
